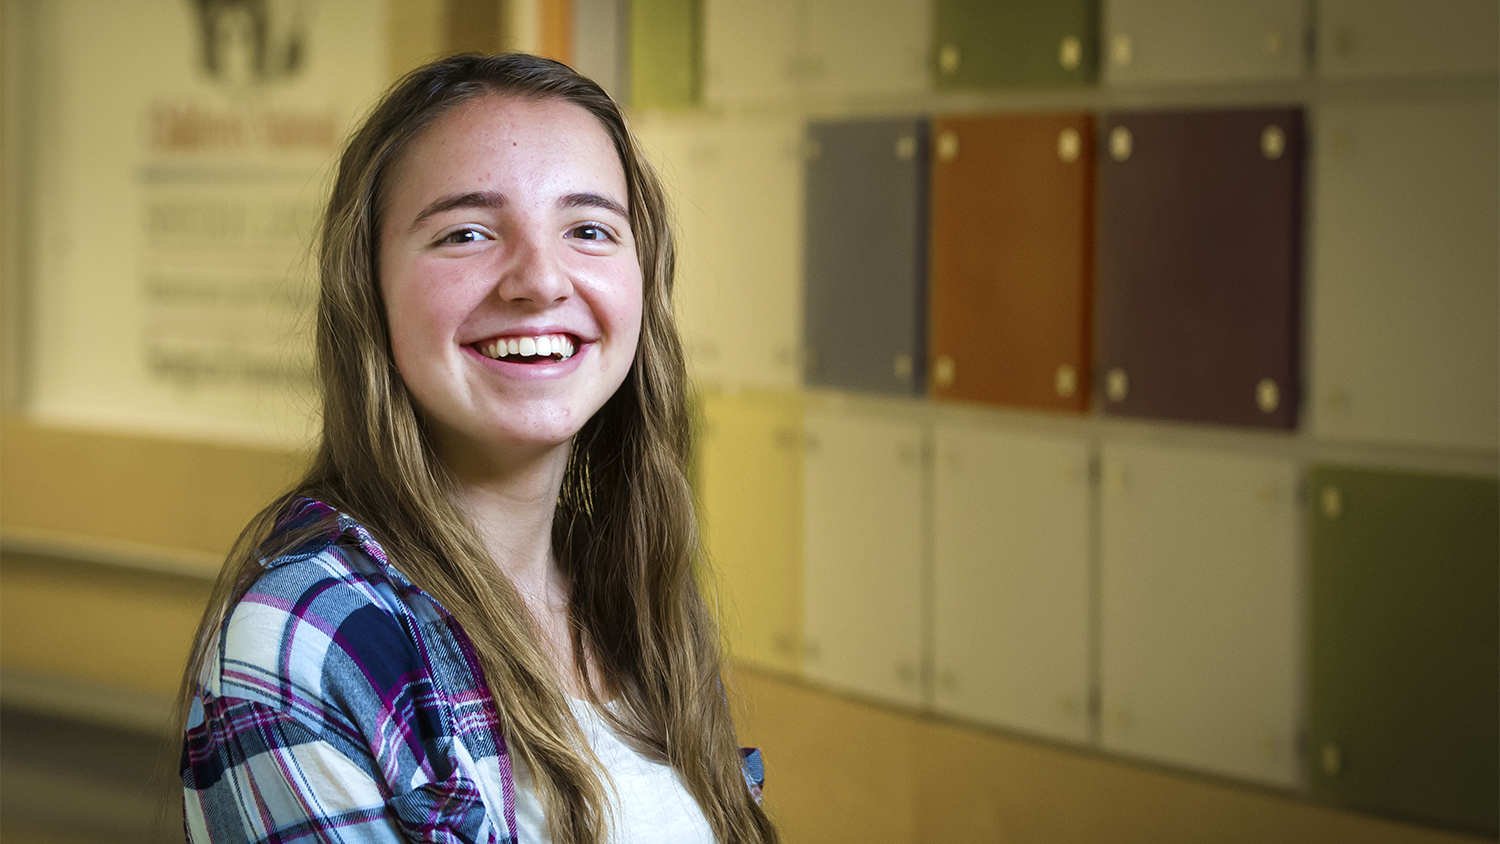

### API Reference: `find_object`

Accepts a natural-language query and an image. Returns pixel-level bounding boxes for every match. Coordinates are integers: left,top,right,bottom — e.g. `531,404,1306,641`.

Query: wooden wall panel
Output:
1097,108,1303,429
0,553,209,701
928,112,1092,411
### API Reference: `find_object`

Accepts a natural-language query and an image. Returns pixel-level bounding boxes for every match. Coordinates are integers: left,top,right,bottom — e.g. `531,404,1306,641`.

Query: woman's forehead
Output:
377,93,628,233
409,95,620,182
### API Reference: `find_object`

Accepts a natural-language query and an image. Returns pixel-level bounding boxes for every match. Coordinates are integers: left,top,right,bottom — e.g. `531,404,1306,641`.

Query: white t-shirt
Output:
511,700,716,843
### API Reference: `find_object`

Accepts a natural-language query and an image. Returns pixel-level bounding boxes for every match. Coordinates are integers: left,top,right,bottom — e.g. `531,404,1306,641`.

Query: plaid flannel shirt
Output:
182,499,765,842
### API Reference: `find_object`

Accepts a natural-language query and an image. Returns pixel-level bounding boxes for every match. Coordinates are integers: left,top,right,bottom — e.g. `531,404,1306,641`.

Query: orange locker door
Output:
928,113,1093,412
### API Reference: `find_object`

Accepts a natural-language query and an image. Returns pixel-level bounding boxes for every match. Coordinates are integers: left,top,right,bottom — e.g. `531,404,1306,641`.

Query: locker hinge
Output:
1088,451,1102,487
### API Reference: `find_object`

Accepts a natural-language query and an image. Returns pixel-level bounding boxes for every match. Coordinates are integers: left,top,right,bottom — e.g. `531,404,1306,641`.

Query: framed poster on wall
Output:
18,0,387,447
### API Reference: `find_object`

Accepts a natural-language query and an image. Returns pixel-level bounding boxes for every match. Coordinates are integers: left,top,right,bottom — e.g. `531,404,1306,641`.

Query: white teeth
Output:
480,334,577,361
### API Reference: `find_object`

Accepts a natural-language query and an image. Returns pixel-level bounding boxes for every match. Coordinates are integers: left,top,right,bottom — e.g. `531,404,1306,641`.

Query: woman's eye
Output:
440,228,489,245
568,224,612,242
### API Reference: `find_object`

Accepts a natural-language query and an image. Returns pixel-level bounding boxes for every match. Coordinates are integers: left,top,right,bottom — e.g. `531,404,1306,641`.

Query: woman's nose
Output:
495,230,572,306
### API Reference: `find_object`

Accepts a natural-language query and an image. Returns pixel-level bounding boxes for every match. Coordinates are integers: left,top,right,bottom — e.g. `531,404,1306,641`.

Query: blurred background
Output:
1,1,1496,842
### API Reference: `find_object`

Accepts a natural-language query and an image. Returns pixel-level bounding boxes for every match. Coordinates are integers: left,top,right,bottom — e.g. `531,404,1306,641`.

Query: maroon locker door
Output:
929,113,1094,412
1096,108,1302,429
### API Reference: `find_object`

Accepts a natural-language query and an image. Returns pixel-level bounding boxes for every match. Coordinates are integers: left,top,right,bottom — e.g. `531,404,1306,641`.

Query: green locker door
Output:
1309,466,1499,835
696,390,804,675
631,0,701,108
932,0,1099,90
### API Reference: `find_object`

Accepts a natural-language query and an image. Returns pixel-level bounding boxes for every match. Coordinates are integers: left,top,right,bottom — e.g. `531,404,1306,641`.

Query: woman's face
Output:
378,94,643,468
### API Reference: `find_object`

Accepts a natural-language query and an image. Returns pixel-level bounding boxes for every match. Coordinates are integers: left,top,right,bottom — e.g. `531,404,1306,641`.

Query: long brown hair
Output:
178,53,778,844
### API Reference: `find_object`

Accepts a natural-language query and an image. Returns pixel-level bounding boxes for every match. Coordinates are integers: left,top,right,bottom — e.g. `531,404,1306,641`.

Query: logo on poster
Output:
191,0,309,85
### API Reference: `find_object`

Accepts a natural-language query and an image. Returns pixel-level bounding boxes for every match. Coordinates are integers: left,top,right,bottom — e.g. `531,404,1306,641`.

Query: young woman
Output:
177,53,779,844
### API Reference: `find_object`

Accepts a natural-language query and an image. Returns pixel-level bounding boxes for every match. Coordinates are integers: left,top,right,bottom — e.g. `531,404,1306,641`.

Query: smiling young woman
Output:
176,54,780,844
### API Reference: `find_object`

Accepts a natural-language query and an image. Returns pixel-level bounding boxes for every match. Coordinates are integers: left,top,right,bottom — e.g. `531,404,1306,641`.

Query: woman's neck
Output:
440,437,600,696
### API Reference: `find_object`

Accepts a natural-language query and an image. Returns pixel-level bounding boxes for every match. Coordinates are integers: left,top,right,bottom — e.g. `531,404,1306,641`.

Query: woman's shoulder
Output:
206,499,443,708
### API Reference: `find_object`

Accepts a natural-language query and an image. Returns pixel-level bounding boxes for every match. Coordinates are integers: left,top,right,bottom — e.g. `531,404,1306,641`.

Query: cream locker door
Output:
690,116,803,390
635,114,804,390
932,423,1091,744
702,0,800,104
802,406,925,707
1309,100,1499,451
1099,442,1300,788
630,115,721,379
1317,0,1499,79
801,0,929,99
698,390,804,675
1103,0,1306,86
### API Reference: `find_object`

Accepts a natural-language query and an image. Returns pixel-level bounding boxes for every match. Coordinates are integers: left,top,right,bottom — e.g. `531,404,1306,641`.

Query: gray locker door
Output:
803,119,928,396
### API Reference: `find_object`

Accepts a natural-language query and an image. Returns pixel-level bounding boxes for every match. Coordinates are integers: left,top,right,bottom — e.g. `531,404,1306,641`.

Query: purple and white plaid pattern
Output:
183,499,766,842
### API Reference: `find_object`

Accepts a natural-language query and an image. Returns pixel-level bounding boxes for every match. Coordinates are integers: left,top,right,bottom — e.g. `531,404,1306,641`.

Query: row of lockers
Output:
620,0,1499,107
639,96,1498,451
695,391,1498,835
805,106,1302,431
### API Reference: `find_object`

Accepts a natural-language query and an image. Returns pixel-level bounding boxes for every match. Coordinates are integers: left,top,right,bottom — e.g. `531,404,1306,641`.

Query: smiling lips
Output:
475,333,578,362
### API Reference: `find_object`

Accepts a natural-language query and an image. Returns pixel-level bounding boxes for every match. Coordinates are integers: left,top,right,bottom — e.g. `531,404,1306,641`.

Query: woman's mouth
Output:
473,333,578,363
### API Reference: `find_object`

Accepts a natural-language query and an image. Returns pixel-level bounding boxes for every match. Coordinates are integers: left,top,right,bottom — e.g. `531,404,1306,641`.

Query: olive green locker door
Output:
932,422,1091,744
802,402,925,707
1100,442,1301,788
696,390,803,675
1309,99,1499,451
1317,0,1499,79
630,0,700,108
932,0,1099,90
1102,0,1306,86
1308,466,1499,835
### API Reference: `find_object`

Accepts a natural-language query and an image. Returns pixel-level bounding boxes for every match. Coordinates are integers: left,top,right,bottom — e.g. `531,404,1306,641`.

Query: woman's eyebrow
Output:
560,192,628,220
408,190,505,231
